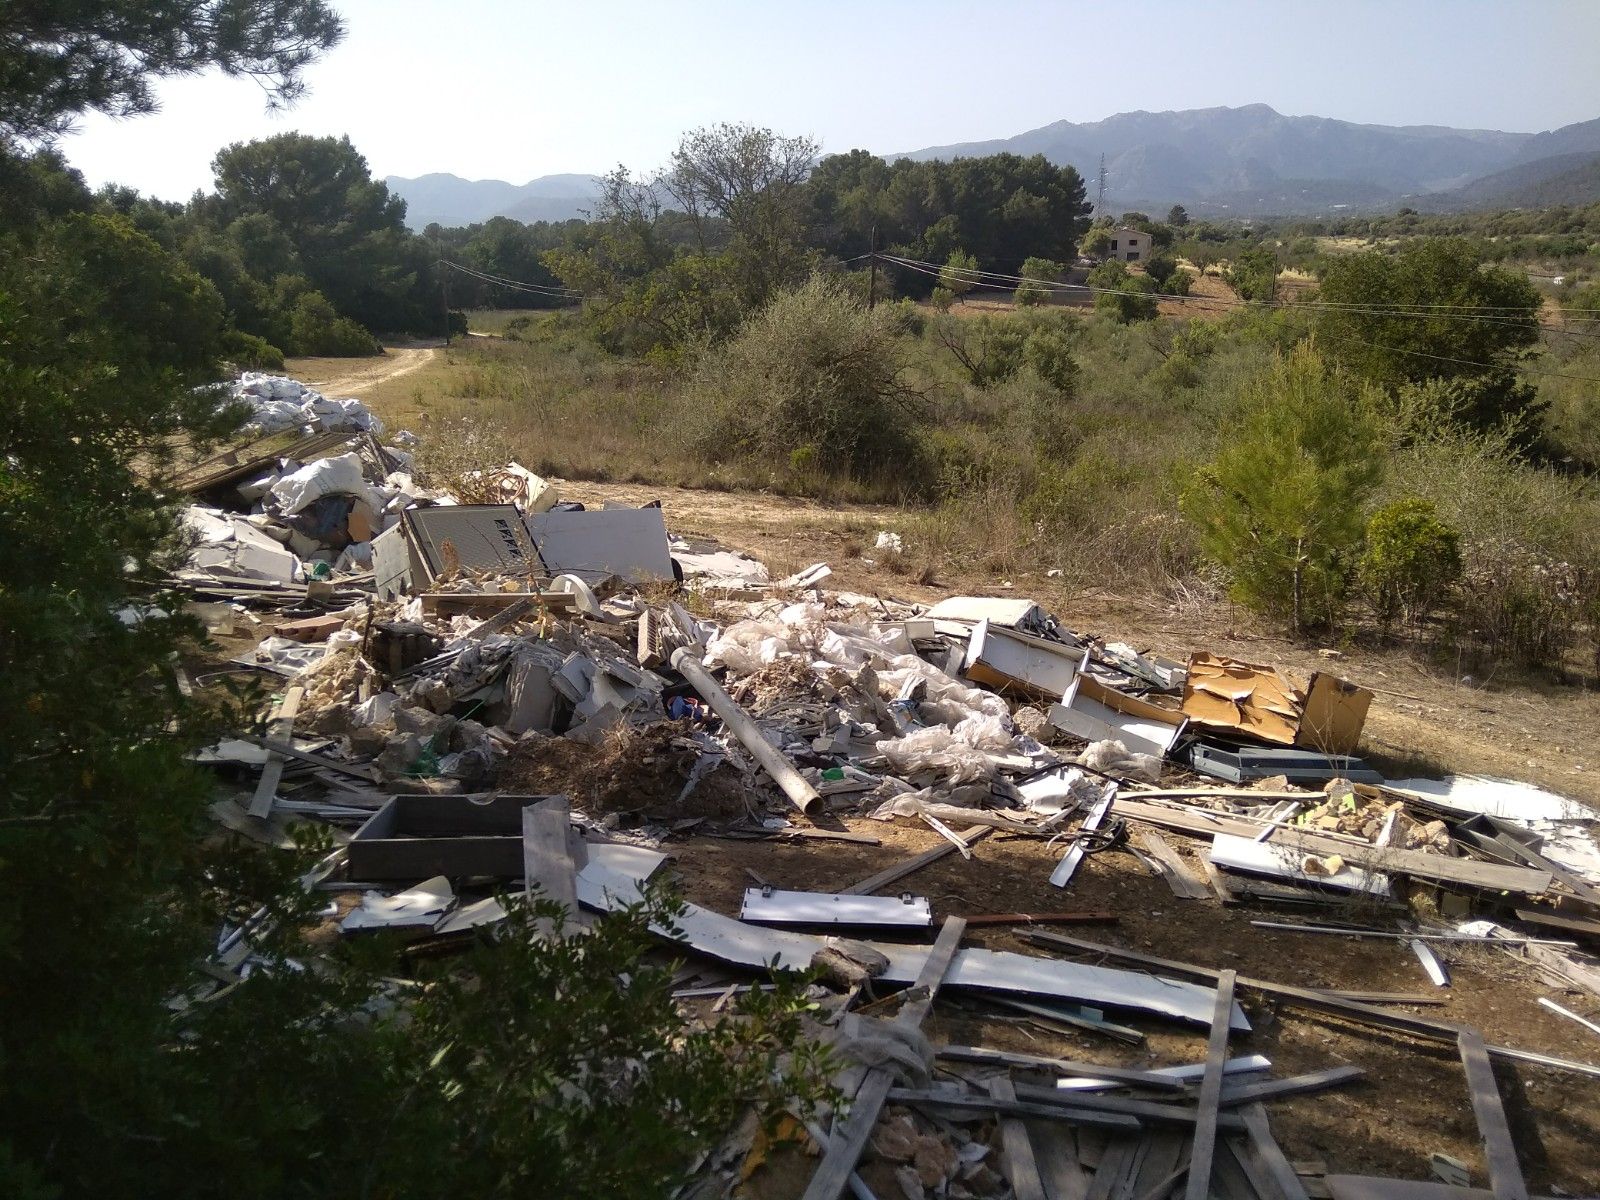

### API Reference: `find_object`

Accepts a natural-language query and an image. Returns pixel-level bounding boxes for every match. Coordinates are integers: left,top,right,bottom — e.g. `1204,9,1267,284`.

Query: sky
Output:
61,0,1600,201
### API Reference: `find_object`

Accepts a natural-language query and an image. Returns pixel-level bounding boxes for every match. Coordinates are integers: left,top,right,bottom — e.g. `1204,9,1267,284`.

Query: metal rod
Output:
1250,920,1576,947
1538,997,1600,1039
672,648,822,817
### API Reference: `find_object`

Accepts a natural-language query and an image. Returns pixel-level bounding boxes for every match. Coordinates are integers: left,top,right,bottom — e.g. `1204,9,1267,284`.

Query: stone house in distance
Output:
1108,226,1151,262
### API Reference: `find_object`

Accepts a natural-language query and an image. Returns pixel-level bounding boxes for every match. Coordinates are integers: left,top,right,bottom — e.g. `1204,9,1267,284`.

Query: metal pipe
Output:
671,648,822,818
1249,920,1576,947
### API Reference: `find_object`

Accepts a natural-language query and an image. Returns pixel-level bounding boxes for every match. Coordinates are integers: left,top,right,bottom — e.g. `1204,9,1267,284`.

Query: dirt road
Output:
290,346,438,397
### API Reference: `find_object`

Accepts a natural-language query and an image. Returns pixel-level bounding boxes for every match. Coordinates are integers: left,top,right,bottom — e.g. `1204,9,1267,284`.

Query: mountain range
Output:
386,104,1600,228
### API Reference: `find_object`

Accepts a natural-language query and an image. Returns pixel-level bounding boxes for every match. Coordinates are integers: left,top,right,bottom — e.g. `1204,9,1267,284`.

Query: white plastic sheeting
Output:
269,452,386,519
231,373,384,435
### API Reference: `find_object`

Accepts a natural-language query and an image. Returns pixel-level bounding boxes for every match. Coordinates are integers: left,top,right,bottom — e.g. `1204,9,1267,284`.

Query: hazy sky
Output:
61,0,1600,200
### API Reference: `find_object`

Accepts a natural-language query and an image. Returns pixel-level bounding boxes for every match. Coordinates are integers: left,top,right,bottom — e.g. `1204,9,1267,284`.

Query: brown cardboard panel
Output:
1296,673,1373,755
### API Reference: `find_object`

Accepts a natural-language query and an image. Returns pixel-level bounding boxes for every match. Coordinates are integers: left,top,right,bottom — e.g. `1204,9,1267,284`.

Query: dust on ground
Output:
665,819,1600,1193
498,721,751,821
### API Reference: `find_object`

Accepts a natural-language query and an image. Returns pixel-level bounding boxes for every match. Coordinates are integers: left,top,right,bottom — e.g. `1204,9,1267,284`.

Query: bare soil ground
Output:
286,345,438,399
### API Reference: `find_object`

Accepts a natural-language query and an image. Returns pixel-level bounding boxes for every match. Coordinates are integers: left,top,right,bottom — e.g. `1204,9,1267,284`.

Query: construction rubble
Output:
178,376,1600,1200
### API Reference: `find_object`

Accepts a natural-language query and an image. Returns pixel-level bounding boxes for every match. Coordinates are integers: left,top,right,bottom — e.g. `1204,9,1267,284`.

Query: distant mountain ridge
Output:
385,172,602,229
889,104,1600,215
386,105,1600,227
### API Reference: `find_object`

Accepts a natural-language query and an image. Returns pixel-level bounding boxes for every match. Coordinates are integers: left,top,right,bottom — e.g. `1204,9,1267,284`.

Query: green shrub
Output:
1181,344,1383,631
692,274,919,478
1088,260,1158,323
220,328,284,370
1023,325,1078,394
286,288,381,356
1359,497,1463,626
1014,281,1046,306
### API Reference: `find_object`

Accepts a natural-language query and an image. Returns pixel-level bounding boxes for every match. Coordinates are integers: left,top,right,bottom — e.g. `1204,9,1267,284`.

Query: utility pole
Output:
867,223,879,310
438,255,451,346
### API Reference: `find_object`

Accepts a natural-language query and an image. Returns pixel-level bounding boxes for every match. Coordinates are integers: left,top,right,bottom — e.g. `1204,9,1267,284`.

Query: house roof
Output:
1112,226,1150,238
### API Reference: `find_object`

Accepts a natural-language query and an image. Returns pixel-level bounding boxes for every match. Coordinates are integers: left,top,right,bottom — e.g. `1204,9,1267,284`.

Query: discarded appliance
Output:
526,505,674,584
404,504,542,584
961,619,1086,699
347,793,563,880
1177,737,1384,786
1048,674,1187,758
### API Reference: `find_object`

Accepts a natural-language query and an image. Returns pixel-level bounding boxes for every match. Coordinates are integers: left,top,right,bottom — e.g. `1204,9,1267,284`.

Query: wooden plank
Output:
1139,832,1213,900
1514,907,1600,938
1130,1131,1185,1200
1458,1029,1529,1200
1239,1103,1313,1200
523,798,579,933
938,1045,1189,1091
960,910,1119,927
248,685,303,818
800,918,967,1200
1216,1066,1364,1107
1112,799,1553,895
1184,969,1236,1200
239,733,379,781
991,1075,1049,1200
886,1086,1143,1132
1025,1120,1089,1200
840,826,991,895
1012,1083,1246,1132
1084,1138,1139,1200
1020,930,1600,1081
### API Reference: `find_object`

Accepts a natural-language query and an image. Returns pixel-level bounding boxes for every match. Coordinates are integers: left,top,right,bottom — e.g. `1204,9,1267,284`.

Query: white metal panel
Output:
740,888,932,928
964,619,1086,697
1210,832,1393,898
526,506,674,584
576,860,1248,1030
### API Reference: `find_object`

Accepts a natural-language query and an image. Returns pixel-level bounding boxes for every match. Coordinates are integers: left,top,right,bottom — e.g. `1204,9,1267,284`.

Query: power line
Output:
876,254,1600,384
438,259,581,298
877,253,1600,341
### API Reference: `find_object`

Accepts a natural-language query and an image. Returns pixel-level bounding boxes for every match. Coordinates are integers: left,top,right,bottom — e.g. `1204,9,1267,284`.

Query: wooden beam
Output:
1239,1103,1313,1200
1458,1029,1530,1200
990,1075,1048,1200
1184,969,1235,1200
248,685,303,819
885,1087,1142,1133
800,918,967,1200
1020,930,1600,1081
1112,799,1553,895
840,826,991,895
937,1045,1188,1091
1011,1083,1246,1132
1216,1065,1364,1107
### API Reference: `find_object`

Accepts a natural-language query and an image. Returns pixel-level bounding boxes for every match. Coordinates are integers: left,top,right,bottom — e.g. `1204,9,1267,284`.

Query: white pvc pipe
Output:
671,648,823,818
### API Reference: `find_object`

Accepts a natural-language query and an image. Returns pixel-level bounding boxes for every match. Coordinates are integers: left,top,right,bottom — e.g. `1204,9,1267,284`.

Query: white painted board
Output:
740,888,932,928
1210,832,1393,898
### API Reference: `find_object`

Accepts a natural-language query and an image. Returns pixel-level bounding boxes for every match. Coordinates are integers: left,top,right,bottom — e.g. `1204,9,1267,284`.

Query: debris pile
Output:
176,375,1600,1198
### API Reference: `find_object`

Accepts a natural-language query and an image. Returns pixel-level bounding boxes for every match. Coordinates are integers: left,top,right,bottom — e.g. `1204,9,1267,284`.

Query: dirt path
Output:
289,346,438,397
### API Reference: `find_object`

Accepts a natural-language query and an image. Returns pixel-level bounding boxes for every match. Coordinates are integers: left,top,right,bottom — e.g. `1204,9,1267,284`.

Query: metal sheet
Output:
404,504,540,579
963,619,1086,698
1209,832,1393,898
577,859,1249,1031
739,887,932,927
526,506,673,584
